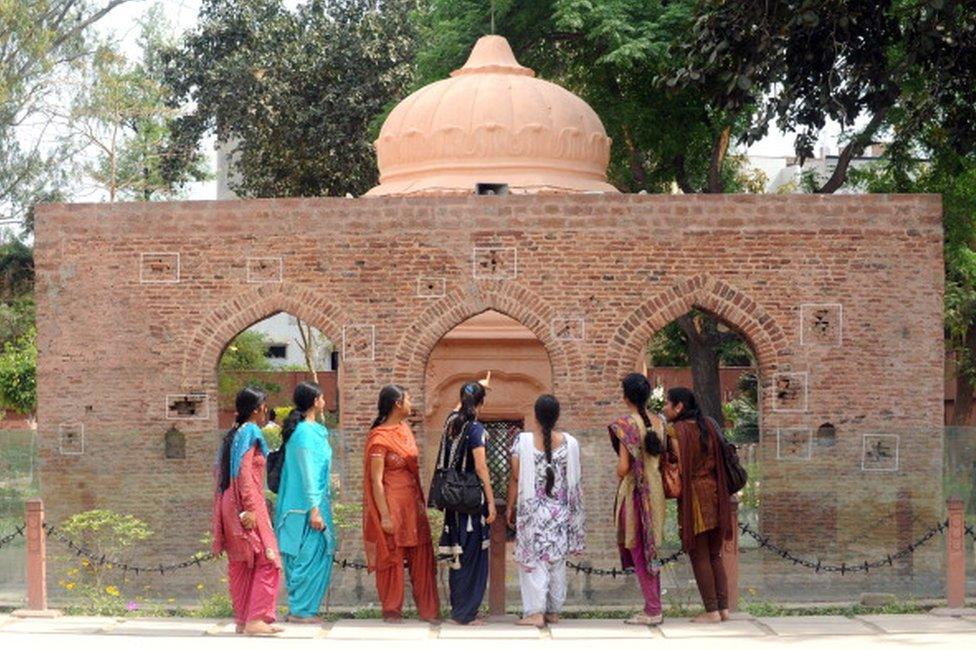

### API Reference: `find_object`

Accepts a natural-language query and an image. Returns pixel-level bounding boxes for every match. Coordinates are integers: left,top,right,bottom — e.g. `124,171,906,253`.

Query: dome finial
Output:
451,35,534,78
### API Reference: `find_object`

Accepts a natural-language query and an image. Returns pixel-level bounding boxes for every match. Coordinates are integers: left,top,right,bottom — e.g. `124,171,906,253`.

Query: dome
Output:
366,35,617,197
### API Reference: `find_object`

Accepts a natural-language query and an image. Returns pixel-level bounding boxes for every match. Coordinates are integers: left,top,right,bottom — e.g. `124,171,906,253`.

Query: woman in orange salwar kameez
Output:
212,387,282,636
363,385,440,623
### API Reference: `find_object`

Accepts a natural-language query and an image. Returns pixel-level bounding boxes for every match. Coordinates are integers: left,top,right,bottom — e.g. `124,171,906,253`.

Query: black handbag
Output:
428,421,484,514
706,417,748,495
266,445,285,494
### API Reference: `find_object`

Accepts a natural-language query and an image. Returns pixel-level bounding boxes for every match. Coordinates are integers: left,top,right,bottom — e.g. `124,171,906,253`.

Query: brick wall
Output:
33,193,945,601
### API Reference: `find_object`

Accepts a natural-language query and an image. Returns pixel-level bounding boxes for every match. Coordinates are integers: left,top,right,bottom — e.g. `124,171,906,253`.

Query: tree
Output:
0,0,134,224
218,330,278,406
0,326,37,419
162,0,418,198
55,5,209,202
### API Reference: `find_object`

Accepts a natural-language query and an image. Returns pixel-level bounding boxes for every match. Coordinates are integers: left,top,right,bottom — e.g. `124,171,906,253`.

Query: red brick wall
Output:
33,193,945,598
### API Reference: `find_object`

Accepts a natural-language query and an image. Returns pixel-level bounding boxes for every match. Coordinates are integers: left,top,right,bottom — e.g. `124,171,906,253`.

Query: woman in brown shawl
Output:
663,387,732,623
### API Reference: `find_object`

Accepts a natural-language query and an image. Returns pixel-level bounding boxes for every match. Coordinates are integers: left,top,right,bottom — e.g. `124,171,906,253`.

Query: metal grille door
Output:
484,419,523,502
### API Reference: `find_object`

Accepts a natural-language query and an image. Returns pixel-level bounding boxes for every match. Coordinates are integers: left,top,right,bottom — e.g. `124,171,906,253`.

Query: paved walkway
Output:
2,613,976,648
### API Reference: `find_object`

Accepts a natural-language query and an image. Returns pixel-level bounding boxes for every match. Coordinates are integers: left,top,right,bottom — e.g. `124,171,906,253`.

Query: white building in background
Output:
245,312,335,371
744,144,888,194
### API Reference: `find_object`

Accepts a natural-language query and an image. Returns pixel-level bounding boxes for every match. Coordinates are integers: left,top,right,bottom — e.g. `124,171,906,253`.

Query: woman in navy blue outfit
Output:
436,381,496,625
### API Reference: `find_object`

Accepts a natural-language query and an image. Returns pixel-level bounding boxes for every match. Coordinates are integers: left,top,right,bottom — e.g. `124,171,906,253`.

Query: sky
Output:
91,0,847,201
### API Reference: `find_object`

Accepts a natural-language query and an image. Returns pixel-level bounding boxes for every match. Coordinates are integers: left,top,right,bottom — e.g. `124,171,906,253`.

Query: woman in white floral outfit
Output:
505,394,585,627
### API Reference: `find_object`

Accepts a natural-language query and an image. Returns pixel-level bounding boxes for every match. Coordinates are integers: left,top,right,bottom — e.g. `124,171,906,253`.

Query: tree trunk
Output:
295,318,319,385
678,314,725,426
951,328,976,426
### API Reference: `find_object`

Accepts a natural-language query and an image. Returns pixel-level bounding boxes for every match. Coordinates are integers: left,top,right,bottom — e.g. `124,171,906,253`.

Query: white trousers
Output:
518,559,567,616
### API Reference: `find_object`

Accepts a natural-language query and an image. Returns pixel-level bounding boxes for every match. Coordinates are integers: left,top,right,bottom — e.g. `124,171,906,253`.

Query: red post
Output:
25,498,47,610
947,496,965,609
488,503,507,616
721,495,740,612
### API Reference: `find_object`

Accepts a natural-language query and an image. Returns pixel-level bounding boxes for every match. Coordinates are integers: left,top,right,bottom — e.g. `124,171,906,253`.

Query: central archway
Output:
422,309,554,486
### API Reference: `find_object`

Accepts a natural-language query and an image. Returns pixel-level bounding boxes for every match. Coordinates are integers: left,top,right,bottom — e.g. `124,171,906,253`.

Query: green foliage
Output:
194,592,234,618
724,372,759,443
163,0,418,197
63,5,209,201
0,326,36,415
0,0,126,225
665,0,976,192
218,331,280,404
646,313,755,368
58,508,153,609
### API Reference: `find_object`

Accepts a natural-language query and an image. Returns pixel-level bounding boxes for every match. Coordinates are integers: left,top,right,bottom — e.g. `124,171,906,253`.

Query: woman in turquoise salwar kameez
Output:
274,381,336,623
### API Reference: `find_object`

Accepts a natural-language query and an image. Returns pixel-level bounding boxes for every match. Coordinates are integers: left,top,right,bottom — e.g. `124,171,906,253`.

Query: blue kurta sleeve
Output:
293,445,323,510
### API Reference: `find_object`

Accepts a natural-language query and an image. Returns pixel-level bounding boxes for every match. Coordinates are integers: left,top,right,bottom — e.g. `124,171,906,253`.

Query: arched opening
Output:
645,308,761,602
216,311,339,440
422,310,554,488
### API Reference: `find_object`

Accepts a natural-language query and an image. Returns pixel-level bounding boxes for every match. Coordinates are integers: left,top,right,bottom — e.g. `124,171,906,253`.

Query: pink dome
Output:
366,35,617,196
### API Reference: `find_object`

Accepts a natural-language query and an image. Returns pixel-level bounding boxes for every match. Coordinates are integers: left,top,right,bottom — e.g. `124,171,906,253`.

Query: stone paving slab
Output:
547,619,657,639
0,615,10,629
438,621,543,639
209,621,326,639
659,619,768,638
107,619,220,637
1,616,118,635
326,619,431,640
758,616,876,636
858,614,976,634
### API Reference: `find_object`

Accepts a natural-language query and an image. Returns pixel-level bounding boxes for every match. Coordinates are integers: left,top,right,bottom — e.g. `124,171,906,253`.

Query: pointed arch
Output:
604,273,790,382
180,284,345,389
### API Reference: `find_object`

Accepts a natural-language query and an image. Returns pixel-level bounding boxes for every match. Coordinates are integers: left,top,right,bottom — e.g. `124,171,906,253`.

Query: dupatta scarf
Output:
609,415,661,575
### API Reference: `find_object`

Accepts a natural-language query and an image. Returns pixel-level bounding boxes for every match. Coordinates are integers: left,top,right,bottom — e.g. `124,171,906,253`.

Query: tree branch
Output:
706,125,731,193
816,108,888,194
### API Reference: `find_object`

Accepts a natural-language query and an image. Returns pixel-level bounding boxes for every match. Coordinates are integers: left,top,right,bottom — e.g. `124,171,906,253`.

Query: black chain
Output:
333,557,368,570
0,525,25,550
43,523,216,575
566,549,684,578
738,520,948,574
965,523,975,541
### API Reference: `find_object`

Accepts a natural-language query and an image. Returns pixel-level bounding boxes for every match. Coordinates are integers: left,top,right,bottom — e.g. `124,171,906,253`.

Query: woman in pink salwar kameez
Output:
212,387,282,636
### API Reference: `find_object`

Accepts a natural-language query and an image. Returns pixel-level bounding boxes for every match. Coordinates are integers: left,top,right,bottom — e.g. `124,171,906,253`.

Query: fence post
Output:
947,496,965,609
722,495,740,612
488,503,507,617
13,498,60,617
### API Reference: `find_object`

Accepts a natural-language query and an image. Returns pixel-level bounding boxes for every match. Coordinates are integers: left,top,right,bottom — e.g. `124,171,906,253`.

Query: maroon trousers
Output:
688,528,728,612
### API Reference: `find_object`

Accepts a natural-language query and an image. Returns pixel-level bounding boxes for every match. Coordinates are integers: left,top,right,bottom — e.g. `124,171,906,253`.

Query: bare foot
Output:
544,613,559,624
719,609,731,621
451,618,486,626
383,617,404,624
690,611,722,624
516,614,545,627
420,617,442,625
286,615,324,624
625,613,663,626
234,624,244,635
243,620,283,636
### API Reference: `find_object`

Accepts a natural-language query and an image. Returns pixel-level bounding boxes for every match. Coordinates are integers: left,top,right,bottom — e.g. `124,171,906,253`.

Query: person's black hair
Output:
372,384,407,429
534,394,560,496
622,372,663,456
447,381,486,438
268,409,277,423
218,386,267,492
281,381,323,446
667,386,710,452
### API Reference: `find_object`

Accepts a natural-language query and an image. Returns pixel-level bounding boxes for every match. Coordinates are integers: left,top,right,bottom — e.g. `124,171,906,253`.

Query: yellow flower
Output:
196,583,204,591
105,585,120,597
167,598,175,603
65,582,76,591
67,568,79,577
81,559,90,567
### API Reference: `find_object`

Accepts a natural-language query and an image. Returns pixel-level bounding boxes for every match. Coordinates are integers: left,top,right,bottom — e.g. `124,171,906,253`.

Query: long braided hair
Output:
622,373,663,456
218,387,267,492
534,394,560,496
